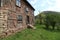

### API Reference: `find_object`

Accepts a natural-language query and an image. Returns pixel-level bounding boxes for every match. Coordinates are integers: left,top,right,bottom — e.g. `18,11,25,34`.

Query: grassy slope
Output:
0,24,60,40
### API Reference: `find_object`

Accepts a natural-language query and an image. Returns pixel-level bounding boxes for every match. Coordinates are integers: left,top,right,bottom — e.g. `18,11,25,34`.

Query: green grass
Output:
0,24,60,40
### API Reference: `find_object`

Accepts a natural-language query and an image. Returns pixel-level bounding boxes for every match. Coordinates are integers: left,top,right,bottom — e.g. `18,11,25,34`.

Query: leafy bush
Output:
35,11,60,30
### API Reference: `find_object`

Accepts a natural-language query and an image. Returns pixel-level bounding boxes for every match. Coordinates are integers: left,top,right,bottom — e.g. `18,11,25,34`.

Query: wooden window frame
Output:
0,0,3,7
16,0,21,7
17,15,23,21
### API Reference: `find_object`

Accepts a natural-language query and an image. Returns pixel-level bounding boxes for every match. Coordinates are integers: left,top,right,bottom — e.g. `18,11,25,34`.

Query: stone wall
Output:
0,0,35,37
0,10,8,37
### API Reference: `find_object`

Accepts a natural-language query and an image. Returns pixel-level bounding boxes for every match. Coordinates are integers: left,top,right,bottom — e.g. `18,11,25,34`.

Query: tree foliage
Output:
35,11,60,30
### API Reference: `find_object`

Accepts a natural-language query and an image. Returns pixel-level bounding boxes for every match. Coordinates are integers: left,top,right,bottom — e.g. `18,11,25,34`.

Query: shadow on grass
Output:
42,26,60,32
35,24,60,32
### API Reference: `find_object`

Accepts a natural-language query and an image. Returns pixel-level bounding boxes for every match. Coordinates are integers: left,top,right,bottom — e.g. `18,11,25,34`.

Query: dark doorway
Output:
0,0,1,7
26,16,30,24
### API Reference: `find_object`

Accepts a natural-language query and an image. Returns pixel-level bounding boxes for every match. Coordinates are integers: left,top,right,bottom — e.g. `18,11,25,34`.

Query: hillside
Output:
35,11,60,17
35,11,60,22
0,24,60,40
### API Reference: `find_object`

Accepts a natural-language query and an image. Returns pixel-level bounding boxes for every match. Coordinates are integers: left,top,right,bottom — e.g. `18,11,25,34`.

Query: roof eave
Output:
24,0,35,11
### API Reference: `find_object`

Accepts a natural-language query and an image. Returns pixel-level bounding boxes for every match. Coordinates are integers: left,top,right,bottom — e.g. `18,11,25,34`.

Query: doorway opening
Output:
26,16,30,24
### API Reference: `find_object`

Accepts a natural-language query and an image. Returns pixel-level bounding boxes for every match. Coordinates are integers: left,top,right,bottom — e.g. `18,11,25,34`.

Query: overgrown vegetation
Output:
35,11,60,30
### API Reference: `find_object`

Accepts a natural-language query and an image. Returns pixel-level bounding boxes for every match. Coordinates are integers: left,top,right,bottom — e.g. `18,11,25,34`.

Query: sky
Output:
27,0,60,16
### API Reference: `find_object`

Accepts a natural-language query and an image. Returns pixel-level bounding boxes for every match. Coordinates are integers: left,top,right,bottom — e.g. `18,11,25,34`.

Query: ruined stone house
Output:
0,0,35,36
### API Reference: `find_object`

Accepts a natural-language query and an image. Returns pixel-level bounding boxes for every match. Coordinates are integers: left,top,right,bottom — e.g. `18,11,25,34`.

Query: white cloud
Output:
41,0,54,7
28,0,37,5
48,0,60,12
28,0,60,15
31,0,37,4
40,0,60,12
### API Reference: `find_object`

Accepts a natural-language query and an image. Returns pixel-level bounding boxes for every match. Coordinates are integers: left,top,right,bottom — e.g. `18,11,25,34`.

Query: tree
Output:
44,12,60,30
35,11,60,30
